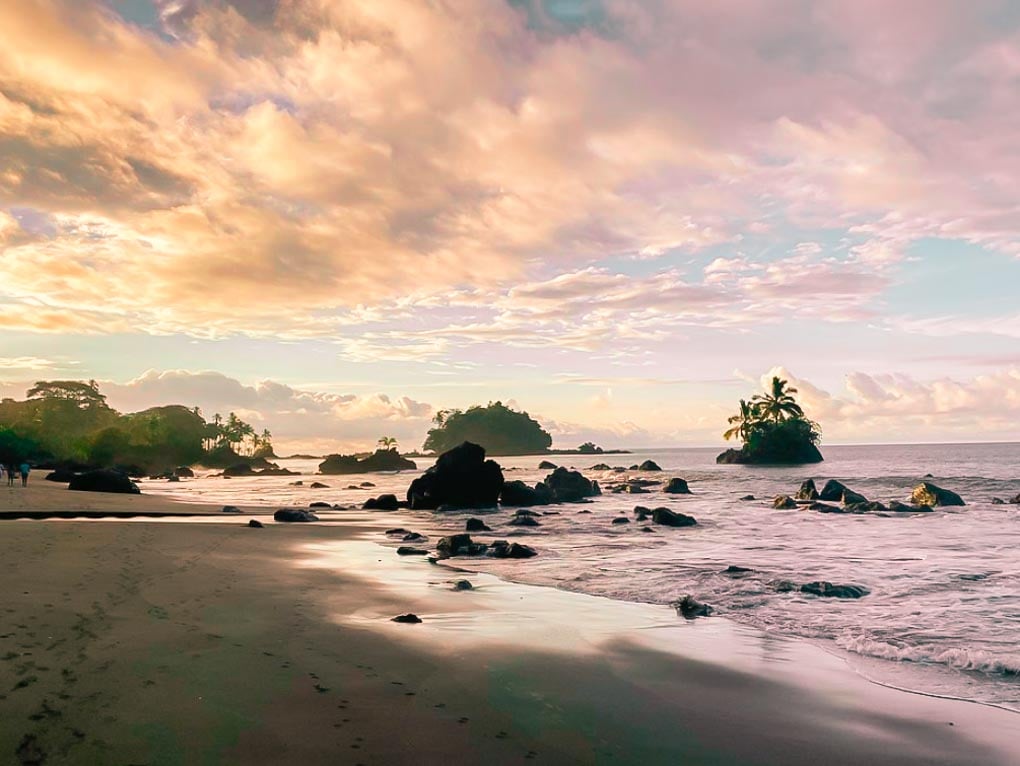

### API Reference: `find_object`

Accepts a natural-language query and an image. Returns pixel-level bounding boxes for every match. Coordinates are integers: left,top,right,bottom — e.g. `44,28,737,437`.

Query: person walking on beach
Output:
6,463,16,487
19,461,30,487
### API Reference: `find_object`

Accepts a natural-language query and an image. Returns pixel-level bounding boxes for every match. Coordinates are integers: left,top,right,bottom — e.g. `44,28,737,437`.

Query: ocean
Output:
145,443,1020,712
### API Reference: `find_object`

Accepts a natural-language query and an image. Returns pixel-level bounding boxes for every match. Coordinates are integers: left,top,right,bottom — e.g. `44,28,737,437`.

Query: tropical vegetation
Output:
423,401,553,456
718,376,822,464
0,380,274,472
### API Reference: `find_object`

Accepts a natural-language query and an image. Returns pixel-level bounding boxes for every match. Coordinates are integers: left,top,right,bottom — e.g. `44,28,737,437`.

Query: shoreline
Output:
2,483,1019,764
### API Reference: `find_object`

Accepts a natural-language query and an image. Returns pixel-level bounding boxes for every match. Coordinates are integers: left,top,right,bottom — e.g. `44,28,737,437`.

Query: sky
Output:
0,0,1019,453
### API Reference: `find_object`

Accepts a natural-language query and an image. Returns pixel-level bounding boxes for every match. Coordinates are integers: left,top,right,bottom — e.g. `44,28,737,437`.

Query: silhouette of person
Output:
6,463,15,487
19,461,30,487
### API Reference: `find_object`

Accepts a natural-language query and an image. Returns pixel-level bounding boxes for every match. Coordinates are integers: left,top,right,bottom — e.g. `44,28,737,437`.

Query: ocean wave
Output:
836,633,1020,677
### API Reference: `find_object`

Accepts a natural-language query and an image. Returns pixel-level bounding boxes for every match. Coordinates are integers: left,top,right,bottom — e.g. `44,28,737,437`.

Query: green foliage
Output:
0,427,45,464
722,376,821,463
423,401,552,456
577,441,603,454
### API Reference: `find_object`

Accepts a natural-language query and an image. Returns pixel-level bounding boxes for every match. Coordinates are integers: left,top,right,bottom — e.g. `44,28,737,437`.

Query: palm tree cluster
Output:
724,376,807,442
202,412,273,456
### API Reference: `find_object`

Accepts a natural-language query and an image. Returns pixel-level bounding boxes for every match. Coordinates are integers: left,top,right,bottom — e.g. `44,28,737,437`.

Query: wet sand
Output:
2,481,1019,764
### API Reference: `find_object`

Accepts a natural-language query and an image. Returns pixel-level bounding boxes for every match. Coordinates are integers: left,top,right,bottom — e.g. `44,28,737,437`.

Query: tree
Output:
377,436,398,451
26,380,109,411
751,377,804,423
577,442,603,454
723,399,759,442
423,401,553,455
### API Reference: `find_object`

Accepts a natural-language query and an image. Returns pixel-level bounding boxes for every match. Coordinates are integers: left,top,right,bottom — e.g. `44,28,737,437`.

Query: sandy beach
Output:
2,481,1019,765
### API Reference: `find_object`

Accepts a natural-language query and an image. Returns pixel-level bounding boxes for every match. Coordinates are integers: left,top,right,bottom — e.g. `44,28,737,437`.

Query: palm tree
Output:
377,436,398,451
751,376,804,423
723,399,759,442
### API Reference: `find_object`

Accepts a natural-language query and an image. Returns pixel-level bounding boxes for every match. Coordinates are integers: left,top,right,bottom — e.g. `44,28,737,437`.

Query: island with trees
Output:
0,379,277,475
716,376,823,464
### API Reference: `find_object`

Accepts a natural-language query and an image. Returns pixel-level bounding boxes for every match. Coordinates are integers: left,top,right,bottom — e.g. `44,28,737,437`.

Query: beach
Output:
1,480,1019,765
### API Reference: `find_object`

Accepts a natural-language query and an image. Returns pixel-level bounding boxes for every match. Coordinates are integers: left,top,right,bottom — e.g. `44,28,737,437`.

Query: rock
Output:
391,613,422,623
888,500,933,513
363,494,400,511
452,580,473,591
223,463,256,477
773,495,797,509
818,480,849,501
739,494,756,501
436,534,475,557
841,488,869,505
273,508,319,522
538,460,558,470
611,517,630,525
290,481,304,486
991,498,1005,505
397,546,429,556
360,482,376,487
772,580,798,593
500,480,553,507
808,502,843,513
513,509,540,517
166,475,180,482
638,460,662,471
723,565,755,575
248,519,264,528
544,467,601,503
68,469,141,495
845,501,888,513
633,506,651,521
800,581,870,599
402,532,426,542
912,481,965,507
1009,495,1020,504
465,518,492,532
715,441,824,465
663,478,691,494
795,479,819,501
319,449,417,474
222,505,242,514
651,507,697,527
621,484,649,494
386,528,411,535
508,515,541,527
641,526,655,533
589,463,611,471
309,481,329,489
675,595,712,619
309,501,332,508
407,442,504,510
175,465,195,478
45,469,79,482
489,541,537,559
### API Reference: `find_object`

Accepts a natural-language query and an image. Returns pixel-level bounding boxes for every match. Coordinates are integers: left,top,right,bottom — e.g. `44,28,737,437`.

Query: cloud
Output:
0,0,1014,338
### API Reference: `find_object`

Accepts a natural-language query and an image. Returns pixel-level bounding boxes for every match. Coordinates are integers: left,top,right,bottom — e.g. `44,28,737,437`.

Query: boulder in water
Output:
773,495,797,509
611,517,630,525
800,581,870,599
638,460,662,471
651,507,697,527
888,500,933,513
739,494,756,501
68,470,140,495
912,481,965,507
465,517,491,532
589,463,611,471
795,479,818,501
273,508,319,522
818,480,848,501
538,460,557,470
544,467,601,502
500,480,553,507
489,541,537,559
407,442,504,510
223,463,256,477
436,534,488,558
319,449,416,474
396,546,429,556
452,580,473,591
392,613,422,624
674,595,712,619
248,519,264,528
808,502,843,513
222,505,242,514
663,478,691,494
309,481,329,489
841,488,868,505
508,515,540,527
363,494,400,511
175,465,195,478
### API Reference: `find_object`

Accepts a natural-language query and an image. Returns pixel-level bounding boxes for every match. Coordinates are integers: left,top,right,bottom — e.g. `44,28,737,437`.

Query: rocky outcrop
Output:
888,500,933,513
538,460,557,470
800,581,870,599
222,505,242,513
68,470,140,495
273,508,319,522
508,515,541,527
841,488,868,505
912,481,965,507
499,480,553,507
223,463,256,477
489,541,537,559
651,507,697,527
309,481,329,489
818,480,849,501
544,467,601,502
248,519,264,528
407,442,504,510
465,517,492,532
716,442,823,465
392,613,422,623
611,517,630,524
363,494,400,511
637,460,662,471
795,479,818,500
45,469,78,483
318,449,416,475
397,546,429,556
773,495,797,509
674,595,712,619
452,580,473,591
436,533,488,558
663,478,691,494
224,462,297,477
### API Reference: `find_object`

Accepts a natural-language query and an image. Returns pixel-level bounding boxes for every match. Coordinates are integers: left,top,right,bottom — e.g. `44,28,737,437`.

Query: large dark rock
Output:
716,442,823,465
638,460,662,471
175,466,195,478
318,449,416,474
773,495,797,509
675,595,712,619
222,505,242,513
396,546,429,556
45,469,78,483
436,534,476,557
309,481,329,489
818,480,849,501
489,541,538,559
508,515,541,527
841,488,868,505
912,482,965,507
363,494,400,511
800,581,870,599
651,507,697,527
68,470,140,495
544,467,601,503
845,501,887,513
223,463,256,477
273,508,319,522
663,478,691,494
465,517,492,532
407,442,504,510
795,479,818,501
538,460,557,470
392,613,423,623
248,519,264,528
500,480,553,507
888,500,934,513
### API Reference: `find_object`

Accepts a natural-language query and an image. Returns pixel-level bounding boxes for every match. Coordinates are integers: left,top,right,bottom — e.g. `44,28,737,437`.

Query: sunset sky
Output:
1,0,1018,453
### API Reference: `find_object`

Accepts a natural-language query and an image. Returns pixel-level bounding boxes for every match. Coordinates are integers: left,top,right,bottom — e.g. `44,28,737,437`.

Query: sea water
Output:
144,443,1020,710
